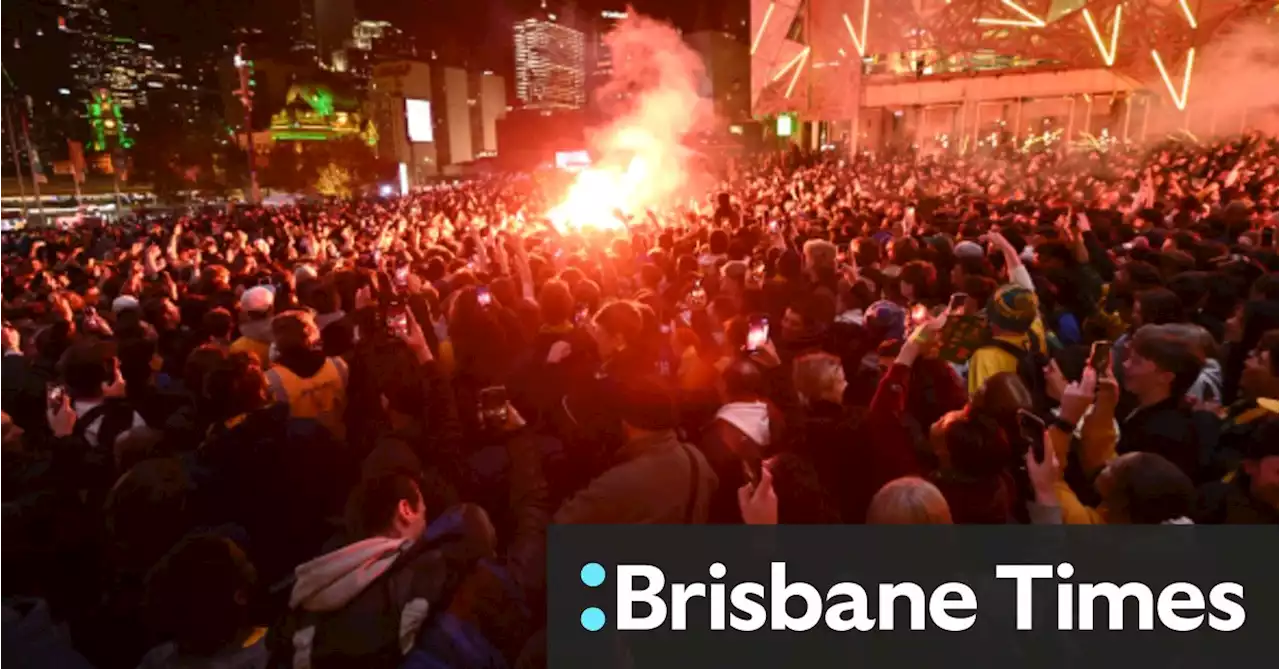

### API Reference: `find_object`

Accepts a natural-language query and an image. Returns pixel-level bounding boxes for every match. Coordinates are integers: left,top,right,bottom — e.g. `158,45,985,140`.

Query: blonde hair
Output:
866,477,953,525
792,352,842,405
803,239,838,270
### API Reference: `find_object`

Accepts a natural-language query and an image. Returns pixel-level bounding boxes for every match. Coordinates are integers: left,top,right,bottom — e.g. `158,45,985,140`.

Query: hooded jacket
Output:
2,598,95,669
699,400,783,523
272,505,496,669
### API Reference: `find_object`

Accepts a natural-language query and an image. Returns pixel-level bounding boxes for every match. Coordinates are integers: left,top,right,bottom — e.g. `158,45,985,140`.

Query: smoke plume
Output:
1187,20,1279,135
551,10,712,228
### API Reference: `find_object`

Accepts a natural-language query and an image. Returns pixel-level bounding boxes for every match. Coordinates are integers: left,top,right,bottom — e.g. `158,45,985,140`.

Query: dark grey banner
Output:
548,526,1277,668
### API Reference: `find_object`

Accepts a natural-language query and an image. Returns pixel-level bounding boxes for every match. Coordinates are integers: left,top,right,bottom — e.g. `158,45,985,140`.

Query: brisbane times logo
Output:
574,561,1248,633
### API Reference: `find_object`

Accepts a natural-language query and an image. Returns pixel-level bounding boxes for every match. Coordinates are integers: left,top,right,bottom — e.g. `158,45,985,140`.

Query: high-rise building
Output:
314,0,356,70
586,9,627,109
369,60,507,182
346,19,417,81
513,4,585,110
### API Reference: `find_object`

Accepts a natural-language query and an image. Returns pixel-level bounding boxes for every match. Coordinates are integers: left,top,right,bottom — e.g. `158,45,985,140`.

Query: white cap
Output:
294,264,318,283
240,286,275,313
112,295,140,314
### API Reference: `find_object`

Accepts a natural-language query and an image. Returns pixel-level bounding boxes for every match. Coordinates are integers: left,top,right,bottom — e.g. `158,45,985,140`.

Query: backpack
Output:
267,507,488,669
72,398,138,450
978,331,1049,411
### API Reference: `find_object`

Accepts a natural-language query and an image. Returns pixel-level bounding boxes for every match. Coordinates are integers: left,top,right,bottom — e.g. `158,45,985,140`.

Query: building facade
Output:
585,9,627,109
370,60,507,182
513,8,585,110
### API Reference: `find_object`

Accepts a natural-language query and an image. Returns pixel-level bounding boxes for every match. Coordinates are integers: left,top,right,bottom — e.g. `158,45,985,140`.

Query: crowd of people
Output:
2,133,1277,668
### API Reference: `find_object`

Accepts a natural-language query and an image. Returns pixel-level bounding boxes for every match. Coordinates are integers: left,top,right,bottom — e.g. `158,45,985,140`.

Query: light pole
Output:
234,44,261,204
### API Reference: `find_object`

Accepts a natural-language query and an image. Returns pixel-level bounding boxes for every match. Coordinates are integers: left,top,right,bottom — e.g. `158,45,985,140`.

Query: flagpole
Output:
18,104,45,221
3,102,29,220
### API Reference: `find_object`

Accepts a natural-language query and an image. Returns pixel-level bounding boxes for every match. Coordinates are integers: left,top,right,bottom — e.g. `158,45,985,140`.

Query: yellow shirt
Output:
230,336,272,368
266,357,348,440
967,319,1047,395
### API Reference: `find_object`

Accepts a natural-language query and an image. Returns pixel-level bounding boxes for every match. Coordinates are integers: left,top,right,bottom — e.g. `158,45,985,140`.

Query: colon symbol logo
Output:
580,562,607,631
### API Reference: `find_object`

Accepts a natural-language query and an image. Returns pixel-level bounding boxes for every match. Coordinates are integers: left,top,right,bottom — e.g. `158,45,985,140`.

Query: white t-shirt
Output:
72,398,145,449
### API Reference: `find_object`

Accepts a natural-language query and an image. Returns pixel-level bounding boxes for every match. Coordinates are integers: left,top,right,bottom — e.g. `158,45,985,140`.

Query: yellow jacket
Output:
1049,397,1120,524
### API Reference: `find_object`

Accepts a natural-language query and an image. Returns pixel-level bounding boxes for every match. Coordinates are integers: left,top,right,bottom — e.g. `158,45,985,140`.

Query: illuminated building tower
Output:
86,89,132,151
314,0,356,70
513,3,585,110
586,9,627,110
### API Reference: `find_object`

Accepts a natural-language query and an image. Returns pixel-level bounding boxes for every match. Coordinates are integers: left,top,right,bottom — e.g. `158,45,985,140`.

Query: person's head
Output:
238,286,274,322
1094,452,1196,523
143,296,181,332
720,358,767,403
592,300,644,359
538,279,574,326
1240,330,1279,400
346,472,428,540
781,303,814,343
201,307,235,342
928,409,1010,479
1033,239,1074,271
768,452,842,523
792,352,847,405
1240,418,1278,510
145,535,257,656
2,320,19,353
802,239,837,273
1123,324,1204,403
614,374,678,438
866,477,953,524
105,457,193,575
898,260,937,303
202,352,271,422
270,310,321,359
58,337,119,401
1131,288,1185,329
986,284,1038,335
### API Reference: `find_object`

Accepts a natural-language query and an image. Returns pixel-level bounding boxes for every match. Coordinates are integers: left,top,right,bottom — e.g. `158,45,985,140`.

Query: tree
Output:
314,163,353,198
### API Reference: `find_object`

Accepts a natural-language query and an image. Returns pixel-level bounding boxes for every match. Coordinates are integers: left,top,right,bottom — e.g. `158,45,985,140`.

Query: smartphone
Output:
573,303,590,326
746,314,769,352
679,308,692,326
768,220,779,233
46,384,67,412
476,285,493,307
394,265,410,290
1089,340,1112,372
1017,408,1047,461
688,281,707,308
947,293,968,314
84,305,97,320
477,385,509,429
385,301,410,338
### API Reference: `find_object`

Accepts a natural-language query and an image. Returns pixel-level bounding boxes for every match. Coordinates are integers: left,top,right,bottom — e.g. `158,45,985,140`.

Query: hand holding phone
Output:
386,300,410,338
1017,408,1047,462
746,315,769,352
476,285,493,307
477,385,510,430
1089,340,1112,374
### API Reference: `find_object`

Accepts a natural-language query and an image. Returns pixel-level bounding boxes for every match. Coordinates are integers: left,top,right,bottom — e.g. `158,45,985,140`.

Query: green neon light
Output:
305,91,335,117
273,130,331,141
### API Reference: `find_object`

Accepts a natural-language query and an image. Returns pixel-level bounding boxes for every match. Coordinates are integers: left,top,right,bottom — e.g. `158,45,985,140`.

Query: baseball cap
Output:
240,286,275,313
112,295,140,314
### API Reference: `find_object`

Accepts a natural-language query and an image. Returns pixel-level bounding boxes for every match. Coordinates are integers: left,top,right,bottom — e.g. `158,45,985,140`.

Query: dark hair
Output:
201,307,235,341
538,279,574,325
202,352,269,422
346,472,423,539
184,345,228,416
594,300,644,349
1107,453,1195,524
1134,288,1186,326
722,358,766,399
770,452,842,523
145,535,257,655
899,260,937,302
1131,324,1204,397
614,374,677,431
59,337,116,400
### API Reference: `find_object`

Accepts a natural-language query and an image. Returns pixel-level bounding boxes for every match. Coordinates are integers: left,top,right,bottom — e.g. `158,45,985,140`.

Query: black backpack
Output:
978,331,1049,411
72,398,138,450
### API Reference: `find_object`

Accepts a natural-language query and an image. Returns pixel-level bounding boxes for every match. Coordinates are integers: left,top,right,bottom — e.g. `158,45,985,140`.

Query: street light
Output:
234,44,261,204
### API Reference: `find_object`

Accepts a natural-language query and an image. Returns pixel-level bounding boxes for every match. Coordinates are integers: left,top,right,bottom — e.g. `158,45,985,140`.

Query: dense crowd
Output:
2,134,1278,669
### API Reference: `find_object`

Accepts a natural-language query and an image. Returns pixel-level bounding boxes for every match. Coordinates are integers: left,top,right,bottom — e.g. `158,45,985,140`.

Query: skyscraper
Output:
313,0,356,70
513,4,585,110
586,9,627,108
